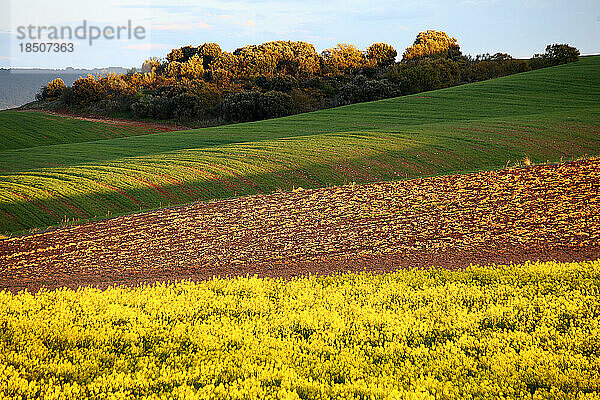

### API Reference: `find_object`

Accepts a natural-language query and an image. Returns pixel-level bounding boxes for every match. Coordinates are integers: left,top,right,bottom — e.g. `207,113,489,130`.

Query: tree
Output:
180,55,205,80
367,43,397,67
141,57,163,73
271,41,322,78
211,51,241,86
322,44,366,75
219,91,261,122
228,41,321,79
386,58,461,94
402,30,462,61
72,75,103,105
531,44,580,68
219,90,293,122
166,46,199,63
38,78,66,101
198,43,222,69
257,90,293,119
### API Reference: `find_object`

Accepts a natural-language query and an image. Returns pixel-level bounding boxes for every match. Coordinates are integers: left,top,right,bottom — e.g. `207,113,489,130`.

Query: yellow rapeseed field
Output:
1,260,600,399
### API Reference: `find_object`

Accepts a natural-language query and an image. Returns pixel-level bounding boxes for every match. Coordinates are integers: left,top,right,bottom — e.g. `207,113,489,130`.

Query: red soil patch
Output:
1,158,599,292
21,109,189,132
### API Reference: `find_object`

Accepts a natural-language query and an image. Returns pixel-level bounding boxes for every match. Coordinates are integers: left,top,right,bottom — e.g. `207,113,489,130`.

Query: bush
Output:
336,77,397,106
60,86,75,106
37,78,66,101
198,42,222,69
258,90,293,119
462,55,531,83
33,37,556,125
388,58,461,94
219,91,262,122
290,88,319,114
131,95,175,120
172,93,220,122
219,90,293,122
531,44,580,69
71,75,103,106
257,75,299,92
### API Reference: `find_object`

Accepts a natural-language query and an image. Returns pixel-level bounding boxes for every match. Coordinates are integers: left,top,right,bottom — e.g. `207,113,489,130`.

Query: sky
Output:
0,0,599,69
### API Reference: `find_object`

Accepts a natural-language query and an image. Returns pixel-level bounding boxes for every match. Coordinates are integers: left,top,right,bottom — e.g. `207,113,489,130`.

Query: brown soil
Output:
1,158,599,293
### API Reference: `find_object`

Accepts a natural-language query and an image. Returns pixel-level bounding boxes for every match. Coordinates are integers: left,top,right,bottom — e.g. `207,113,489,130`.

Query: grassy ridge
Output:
0,111,171,151
2,260,600,399
1,57,599,233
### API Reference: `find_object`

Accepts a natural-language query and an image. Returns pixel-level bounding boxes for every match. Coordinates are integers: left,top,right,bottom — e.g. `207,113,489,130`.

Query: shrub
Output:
462,54,531,83
264,75,299,92
37,78,66,101
290,88,319,113
389,58,461,94
166,45,199,63
257,90,293,119
336,77,397,105
172,87,220,122
531,44,580,69
131,95,176,120
71,75,103,105
219,91,262,122
173,94,206,121
219,90,292,122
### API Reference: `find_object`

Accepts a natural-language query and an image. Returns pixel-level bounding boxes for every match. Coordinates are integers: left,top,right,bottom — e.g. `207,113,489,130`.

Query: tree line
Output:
37,31,580,125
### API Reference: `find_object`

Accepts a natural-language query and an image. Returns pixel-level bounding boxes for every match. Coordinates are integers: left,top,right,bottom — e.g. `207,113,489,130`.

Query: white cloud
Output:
236,20,256,27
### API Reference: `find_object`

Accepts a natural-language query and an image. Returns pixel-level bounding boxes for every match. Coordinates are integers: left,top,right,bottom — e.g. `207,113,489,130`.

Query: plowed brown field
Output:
1,158,599,292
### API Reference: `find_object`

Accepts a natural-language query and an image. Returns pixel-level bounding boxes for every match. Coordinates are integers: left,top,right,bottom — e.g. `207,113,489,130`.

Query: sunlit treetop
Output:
403,30,462,61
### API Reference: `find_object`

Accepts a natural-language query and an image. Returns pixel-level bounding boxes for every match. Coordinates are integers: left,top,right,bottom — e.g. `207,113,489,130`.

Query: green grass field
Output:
1,56,599,234
2,260,599,399
0,111,172,151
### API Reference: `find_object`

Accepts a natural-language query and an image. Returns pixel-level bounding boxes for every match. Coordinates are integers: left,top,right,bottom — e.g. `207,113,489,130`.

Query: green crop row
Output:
1,56,600,234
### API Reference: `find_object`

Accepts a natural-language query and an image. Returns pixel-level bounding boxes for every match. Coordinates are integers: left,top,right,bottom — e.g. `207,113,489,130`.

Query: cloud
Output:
151,22,212,31
237,20,256,27
122,43,169,51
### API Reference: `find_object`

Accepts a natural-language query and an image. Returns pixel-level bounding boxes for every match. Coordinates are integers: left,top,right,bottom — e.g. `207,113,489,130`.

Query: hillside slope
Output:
0,110,181,151
1,158,598,291
1,57,599,233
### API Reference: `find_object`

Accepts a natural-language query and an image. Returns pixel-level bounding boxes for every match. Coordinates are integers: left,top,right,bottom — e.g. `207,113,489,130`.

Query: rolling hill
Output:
1,157,598,292
0,111,180,151
0,56,599,234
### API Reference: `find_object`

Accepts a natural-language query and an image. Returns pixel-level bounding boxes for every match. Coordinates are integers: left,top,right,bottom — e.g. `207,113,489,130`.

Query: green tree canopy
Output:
367,43,397,66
